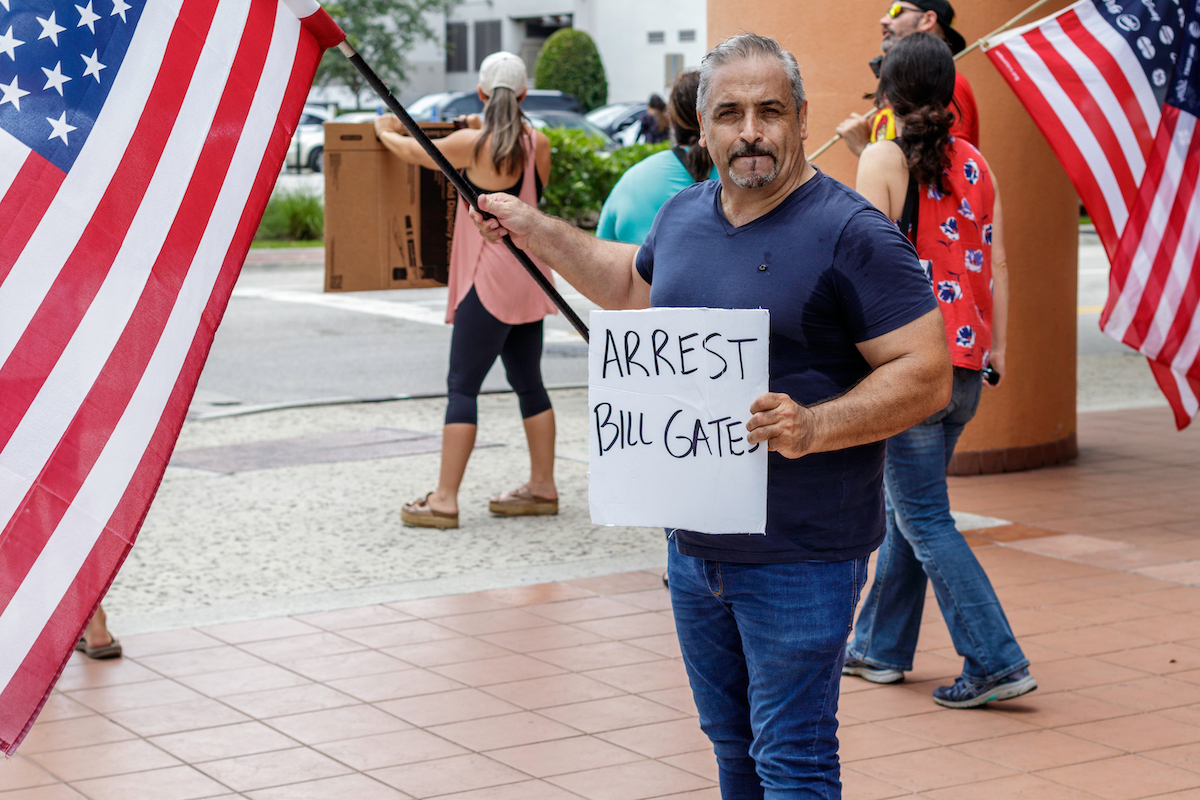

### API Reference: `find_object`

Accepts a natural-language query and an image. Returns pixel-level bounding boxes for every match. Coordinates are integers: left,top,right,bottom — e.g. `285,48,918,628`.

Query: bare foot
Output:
84,606,114,649
523,481,557,500
423,489,458,517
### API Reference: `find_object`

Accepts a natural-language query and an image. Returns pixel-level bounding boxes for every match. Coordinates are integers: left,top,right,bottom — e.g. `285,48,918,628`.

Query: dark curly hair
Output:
875,32,956,197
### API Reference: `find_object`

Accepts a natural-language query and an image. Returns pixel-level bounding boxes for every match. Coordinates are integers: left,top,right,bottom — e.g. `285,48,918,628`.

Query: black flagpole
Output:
337,40,590,343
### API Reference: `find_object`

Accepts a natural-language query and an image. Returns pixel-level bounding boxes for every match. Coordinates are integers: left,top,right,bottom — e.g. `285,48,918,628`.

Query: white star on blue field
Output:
0,0,145,171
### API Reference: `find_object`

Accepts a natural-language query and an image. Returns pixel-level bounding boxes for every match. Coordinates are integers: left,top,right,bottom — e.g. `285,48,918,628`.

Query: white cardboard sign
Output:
588,307,769,533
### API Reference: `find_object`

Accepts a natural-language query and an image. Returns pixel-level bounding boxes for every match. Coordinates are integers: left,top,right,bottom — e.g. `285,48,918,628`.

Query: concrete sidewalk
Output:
3,398,1200,799
103,388,665,635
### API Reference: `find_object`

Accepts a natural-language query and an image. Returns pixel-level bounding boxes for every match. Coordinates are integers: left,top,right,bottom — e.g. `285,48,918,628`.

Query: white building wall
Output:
399,38,449,105
311,0,708,111
440,1,576,94
435,0,708,106
582,0,707,104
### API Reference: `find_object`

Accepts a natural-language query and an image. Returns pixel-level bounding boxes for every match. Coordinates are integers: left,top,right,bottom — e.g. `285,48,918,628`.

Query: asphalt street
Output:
195,257,594,413
192,226,1160,418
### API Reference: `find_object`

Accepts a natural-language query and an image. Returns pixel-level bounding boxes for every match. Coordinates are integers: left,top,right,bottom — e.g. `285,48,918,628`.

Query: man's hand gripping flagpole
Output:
334,40,591,343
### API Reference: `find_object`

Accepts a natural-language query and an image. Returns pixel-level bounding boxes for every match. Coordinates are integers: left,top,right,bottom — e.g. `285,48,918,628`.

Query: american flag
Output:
986,0,1200,428
0,0,343,754
1101,8,1200,428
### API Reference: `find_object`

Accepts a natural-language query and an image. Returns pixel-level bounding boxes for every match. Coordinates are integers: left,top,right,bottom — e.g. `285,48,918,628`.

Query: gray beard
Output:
728,161,778,189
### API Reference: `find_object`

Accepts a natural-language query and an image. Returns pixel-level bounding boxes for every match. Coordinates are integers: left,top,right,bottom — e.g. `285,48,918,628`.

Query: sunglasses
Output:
887,2,923,18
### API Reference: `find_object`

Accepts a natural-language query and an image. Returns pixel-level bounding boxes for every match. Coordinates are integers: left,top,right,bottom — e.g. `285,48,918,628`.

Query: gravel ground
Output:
107,389,667,632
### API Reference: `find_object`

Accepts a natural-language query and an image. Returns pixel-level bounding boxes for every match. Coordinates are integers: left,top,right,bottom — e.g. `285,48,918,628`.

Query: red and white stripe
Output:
1102,105,1200,428
987,2,1200,428
985,0,1160,260
0,0,342,754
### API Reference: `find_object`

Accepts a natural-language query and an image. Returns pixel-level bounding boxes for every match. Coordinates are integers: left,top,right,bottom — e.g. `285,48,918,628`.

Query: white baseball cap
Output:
479,51,527,97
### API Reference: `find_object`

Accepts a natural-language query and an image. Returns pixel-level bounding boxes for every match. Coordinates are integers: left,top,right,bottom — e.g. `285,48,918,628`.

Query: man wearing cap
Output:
837,0,979,155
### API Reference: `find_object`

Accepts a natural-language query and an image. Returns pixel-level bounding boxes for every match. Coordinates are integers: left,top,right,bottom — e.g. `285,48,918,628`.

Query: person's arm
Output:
534,129,551,185
836,112,874,158
854,139,908,220
373,114,479,170
472,193,651,310
745,308,951,458
987,177,1008,387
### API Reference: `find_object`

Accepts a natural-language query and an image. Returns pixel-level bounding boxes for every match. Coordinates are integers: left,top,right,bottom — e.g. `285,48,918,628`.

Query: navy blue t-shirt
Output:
635,170,937,563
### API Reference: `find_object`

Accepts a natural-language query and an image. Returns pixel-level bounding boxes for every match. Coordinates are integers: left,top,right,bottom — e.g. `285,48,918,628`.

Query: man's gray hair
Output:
697,33,805,117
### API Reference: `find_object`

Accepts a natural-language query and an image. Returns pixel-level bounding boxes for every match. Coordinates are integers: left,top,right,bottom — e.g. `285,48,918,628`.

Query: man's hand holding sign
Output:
589,308,769,532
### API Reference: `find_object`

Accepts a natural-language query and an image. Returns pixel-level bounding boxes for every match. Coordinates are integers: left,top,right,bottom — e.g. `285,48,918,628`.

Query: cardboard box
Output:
323,121,458,292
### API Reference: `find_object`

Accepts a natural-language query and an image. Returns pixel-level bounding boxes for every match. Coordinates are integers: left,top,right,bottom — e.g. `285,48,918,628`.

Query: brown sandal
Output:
489,485,558,517
401,493,459,529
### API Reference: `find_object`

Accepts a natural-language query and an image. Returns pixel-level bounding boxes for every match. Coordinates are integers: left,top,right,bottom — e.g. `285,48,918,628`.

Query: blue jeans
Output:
668,544,868,799
848,367,1028,683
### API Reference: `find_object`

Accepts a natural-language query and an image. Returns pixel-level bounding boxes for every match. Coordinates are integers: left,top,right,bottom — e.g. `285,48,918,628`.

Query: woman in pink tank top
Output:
374,52,558,529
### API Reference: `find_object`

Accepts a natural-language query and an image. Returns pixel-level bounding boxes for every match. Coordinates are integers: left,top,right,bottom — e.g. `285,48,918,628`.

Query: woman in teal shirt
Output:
597,71,718,245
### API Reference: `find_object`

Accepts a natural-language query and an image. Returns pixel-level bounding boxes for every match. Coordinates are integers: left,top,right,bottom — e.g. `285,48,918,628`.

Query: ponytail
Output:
897,104,955,196
875,32,957,196
473,87,527,175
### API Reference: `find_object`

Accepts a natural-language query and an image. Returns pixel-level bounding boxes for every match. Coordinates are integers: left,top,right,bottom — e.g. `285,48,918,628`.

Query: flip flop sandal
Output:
75,637,122,659
489,485,558,517
401,493,459,529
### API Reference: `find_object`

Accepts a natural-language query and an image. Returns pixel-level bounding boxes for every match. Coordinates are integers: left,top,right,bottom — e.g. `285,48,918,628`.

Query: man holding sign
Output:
473,33,950,798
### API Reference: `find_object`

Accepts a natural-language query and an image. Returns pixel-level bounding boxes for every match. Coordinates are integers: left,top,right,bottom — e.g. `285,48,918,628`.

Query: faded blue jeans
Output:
847,367,1028,683
668,543,868,799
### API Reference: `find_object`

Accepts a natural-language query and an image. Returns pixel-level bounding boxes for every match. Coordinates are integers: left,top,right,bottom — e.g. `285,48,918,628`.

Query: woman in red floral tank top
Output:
843,32,1034,710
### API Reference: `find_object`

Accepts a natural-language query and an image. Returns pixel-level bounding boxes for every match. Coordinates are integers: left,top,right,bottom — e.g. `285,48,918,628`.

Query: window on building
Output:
665,53,684,88
474,20,502,70
525,16,570,39
648,31,665,44
446,22,467,73
520,16,571,77
679,29,696,43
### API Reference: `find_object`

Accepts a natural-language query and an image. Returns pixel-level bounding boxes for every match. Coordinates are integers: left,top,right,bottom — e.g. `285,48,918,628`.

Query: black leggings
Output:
445,287,552,425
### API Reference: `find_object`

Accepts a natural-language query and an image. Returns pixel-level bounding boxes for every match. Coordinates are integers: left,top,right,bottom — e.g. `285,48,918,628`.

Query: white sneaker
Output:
842,657,904,684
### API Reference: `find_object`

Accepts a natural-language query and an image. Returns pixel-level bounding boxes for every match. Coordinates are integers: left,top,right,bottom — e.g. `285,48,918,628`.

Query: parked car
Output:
286,101,611,176
406,89,585,122
525,110,617,150
333,110,382,123
404,92,459,121
284,104,333,173
586,102,646,139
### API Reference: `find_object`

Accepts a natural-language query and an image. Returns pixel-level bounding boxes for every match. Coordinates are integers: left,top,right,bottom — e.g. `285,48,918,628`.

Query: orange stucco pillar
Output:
707,0,1080,473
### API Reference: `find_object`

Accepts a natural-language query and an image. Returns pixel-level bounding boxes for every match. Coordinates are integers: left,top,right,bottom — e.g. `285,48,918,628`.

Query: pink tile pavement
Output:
5,406,1200,798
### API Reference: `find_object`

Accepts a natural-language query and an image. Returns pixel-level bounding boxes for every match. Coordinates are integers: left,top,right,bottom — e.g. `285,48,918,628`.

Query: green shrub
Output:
534,29,607,112
540,128,668,227
255,188,324,242
606,141,673,178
